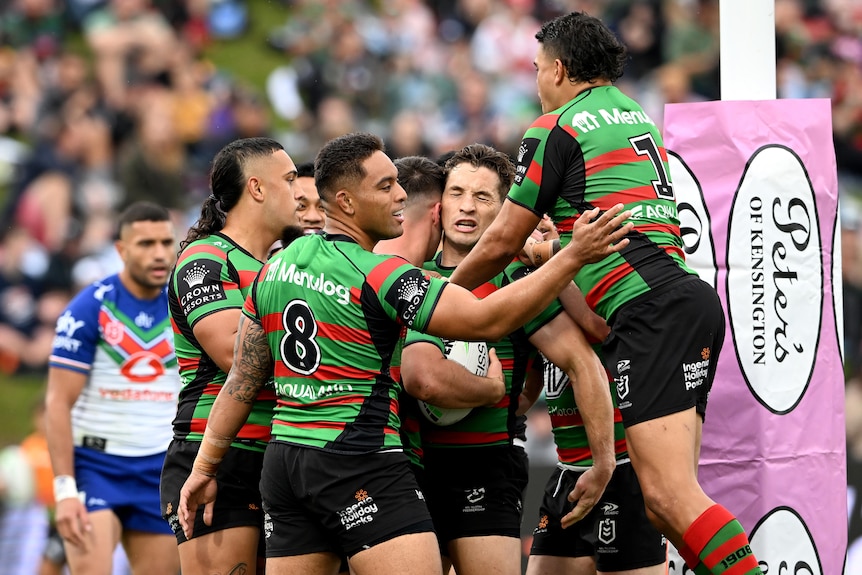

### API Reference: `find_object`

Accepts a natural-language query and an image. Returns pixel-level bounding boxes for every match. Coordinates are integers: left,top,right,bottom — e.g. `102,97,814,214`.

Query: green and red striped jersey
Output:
541,348,627,467
406,256,560,448
169,233,275,452
508,85,695,320
244,233,448,454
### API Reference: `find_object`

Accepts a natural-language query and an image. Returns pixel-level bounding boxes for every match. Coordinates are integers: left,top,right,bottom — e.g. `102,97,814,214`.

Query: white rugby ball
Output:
419,339,490,426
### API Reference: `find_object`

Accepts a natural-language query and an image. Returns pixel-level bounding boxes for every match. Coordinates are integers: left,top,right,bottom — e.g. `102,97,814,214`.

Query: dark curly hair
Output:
536,11,628,84
180,137,285,252
314,132,385,202
444,143,515,201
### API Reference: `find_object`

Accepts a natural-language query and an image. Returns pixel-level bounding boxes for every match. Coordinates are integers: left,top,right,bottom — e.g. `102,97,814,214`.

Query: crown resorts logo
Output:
183,263,208,288
400,276,424,302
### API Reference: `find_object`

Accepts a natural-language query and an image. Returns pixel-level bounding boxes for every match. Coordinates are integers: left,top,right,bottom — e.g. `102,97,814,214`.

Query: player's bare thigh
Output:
526,554,596,575
448,535,521,575
122,530,180,575
348,532,443,575
177,526,259,575
265,550,342,575
63,509,120,575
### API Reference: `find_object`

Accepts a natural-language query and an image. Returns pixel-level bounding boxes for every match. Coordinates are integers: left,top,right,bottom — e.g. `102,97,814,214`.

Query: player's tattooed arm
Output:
224,316,273,405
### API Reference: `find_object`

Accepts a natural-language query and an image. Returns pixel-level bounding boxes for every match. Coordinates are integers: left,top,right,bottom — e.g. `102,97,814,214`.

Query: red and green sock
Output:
680,504,762,575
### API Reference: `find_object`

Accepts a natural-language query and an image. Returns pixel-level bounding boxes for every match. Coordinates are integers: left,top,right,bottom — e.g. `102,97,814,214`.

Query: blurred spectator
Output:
0,0,65,61
663,0,721,99
82,0,178,110
118,86,188,212
0,227,67,374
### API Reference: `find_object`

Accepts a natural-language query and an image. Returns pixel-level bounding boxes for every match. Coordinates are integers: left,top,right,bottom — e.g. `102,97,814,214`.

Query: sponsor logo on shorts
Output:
264,511,273,539
615,374,630,400
466,487,485,504
533,514,549,536
616,359,630,374
597,518,616,544
601,502,619,515
682,350,710,391
166,511,181,535
463,487,487,513
338,489,379,530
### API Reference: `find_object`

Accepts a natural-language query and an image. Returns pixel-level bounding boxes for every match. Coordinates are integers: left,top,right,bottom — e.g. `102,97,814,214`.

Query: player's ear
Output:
432,202,441,226
554,59,566,85
247,176,265,202
335,190,354,214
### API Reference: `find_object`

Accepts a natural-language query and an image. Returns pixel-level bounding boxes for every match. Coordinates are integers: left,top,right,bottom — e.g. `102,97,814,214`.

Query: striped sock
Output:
678,542,711,574
682,504,762,575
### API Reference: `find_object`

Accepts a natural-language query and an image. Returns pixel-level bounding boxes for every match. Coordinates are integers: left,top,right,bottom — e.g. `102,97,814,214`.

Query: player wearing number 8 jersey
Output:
449,11,762,575
175,132,633,575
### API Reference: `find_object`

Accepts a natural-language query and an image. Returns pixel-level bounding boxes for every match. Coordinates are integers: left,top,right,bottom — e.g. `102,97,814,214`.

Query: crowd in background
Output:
0,0,862,567
0,0,859,376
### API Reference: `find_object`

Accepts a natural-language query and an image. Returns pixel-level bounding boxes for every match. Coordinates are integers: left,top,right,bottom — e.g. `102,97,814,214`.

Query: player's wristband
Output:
53,475,79,502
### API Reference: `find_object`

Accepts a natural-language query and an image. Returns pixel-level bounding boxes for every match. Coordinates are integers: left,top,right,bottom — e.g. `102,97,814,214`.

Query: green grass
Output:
0,373,46,447
204,0,293,127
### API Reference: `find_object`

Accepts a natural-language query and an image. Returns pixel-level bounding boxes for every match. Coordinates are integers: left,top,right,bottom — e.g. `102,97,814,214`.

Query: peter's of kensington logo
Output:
725,145,822,414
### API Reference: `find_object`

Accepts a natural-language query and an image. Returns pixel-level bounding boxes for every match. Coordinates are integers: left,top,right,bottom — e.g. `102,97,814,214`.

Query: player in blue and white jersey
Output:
45,202,180,575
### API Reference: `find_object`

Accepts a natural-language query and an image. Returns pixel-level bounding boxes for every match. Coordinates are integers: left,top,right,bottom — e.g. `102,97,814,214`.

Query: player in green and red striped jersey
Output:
375,155,505,481
177,132,633,575
159,137,302,575
526,349,667,575
450,12,761,575
402,144,615,575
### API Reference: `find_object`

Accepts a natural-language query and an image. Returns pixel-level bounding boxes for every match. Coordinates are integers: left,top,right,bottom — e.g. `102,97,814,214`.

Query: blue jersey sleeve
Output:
48,282,105,373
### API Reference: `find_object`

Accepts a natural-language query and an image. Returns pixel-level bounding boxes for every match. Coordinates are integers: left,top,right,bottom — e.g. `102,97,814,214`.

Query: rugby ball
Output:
419,339,490,426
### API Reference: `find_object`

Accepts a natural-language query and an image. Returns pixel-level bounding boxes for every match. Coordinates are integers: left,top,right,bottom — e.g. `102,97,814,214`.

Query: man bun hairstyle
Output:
181,137,285,251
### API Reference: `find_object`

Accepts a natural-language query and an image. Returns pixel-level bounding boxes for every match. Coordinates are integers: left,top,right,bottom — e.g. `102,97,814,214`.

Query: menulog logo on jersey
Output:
726,145,822,414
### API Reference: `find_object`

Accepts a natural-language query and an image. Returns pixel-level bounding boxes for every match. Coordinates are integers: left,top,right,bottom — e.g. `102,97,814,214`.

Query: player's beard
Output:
279,225,305,247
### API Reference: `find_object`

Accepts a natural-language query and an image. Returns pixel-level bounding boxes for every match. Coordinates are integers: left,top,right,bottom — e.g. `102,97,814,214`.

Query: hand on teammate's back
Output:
564,204,632,266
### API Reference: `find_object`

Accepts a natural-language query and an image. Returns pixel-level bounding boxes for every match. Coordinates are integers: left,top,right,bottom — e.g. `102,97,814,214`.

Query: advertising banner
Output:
663,99,846,575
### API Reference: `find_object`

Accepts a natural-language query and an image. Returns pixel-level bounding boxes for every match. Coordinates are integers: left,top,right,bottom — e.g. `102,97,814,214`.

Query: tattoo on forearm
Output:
225,317,272,405
228,563,248,575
